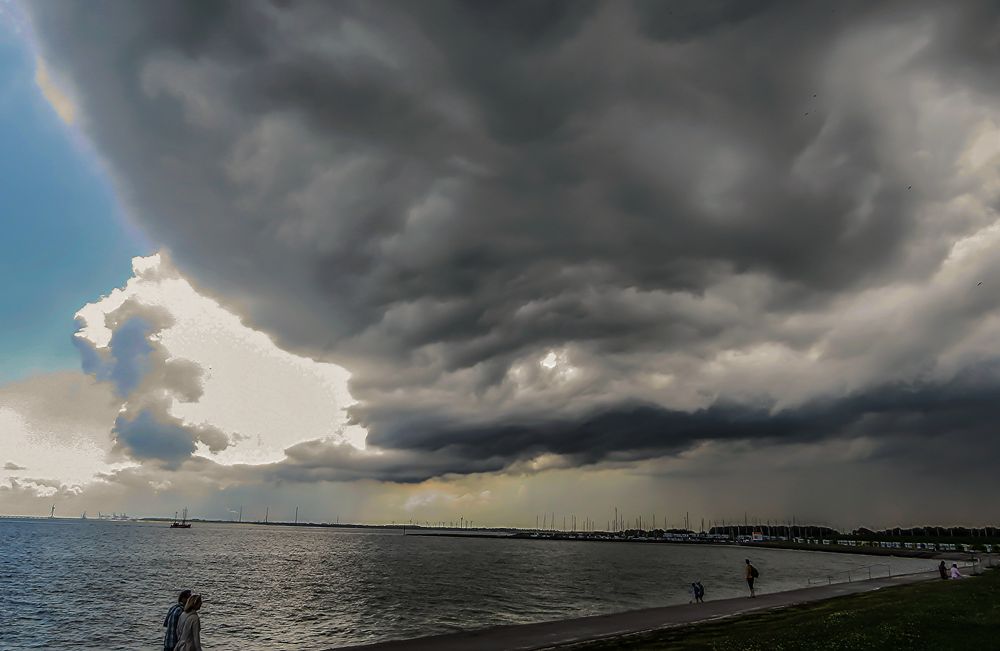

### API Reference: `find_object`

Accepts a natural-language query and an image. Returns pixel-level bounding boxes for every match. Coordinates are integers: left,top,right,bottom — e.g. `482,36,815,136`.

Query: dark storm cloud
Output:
214,361,1000,484
26,1,1000,478
358,361,1000,472
269,439,510,484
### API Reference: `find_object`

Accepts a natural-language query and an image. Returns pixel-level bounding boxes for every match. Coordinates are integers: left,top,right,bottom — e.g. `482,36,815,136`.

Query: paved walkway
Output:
336,571,943,651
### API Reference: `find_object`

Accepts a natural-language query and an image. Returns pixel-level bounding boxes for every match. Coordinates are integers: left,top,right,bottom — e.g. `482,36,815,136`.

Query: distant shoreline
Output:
407,531,975,560
742,540,965,560
6,516,978,560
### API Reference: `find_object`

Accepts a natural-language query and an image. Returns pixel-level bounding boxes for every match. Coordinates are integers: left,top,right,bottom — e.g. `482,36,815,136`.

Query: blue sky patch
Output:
0,28,146,382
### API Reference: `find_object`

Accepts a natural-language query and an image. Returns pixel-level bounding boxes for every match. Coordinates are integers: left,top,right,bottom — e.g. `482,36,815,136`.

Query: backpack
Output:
751,565,760,578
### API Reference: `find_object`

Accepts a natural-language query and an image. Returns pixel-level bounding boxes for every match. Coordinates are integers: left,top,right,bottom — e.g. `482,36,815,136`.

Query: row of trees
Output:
708,525,839,538
853,526,1000,539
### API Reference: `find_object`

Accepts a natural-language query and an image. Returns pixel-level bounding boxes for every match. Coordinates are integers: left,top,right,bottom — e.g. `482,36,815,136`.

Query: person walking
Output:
163,589,191,651
694,581,705,603
950,563,964,579
745,559,759,597
174,594,203,651
938,560,948,580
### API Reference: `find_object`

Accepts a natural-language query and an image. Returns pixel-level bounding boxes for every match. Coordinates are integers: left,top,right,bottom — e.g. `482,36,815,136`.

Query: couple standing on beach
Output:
163,590,204,651
689,559,758,605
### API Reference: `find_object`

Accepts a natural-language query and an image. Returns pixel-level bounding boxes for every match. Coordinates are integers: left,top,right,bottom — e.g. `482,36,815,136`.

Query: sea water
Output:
0,519,935,650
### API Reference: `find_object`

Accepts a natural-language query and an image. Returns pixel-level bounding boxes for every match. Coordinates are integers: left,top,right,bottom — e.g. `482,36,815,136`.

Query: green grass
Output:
570,570,1000,651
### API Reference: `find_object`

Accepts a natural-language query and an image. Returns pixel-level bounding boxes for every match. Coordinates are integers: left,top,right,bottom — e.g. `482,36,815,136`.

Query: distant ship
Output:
170,508,192,529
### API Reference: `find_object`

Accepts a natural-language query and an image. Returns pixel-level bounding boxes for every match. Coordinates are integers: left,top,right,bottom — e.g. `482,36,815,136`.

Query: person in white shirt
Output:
949,564,963,579
174,594,203,651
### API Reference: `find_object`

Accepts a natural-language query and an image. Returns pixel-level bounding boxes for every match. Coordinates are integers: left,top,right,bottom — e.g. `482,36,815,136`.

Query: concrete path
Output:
336,571,943,651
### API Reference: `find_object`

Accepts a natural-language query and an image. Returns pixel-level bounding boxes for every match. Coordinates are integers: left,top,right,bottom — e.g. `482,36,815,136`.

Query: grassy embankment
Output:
572,569,1000,650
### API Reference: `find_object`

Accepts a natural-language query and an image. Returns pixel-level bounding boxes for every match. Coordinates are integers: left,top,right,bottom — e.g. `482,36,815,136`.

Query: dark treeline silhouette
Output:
140,517,1000,542
853,526,1000,539
708,525,839,539
704,524,1000,542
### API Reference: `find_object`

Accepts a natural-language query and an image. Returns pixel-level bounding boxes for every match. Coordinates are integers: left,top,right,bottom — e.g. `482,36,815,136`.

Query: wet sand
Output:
336,571,941,651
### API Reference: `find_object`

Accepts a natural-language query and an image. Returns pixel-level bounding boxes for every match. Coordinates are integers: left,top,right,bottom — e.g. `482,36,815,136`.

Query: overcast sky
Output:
2,1,1000,529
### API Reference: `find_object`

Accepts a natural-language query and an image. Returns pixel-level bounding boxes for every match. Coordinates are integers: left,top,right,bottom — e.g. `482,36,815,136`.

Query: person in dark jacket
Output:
163,589,192,651
745,559,758,597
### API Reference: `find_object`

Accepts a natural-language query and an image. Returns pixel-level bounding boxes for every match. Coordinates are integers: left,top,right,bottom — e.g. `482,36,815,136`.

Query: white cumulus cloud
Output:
74,252,366,468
